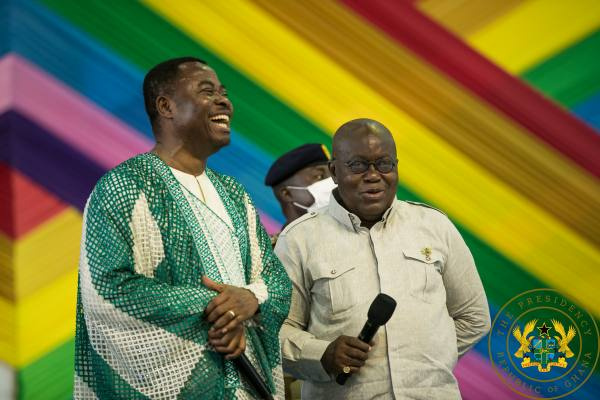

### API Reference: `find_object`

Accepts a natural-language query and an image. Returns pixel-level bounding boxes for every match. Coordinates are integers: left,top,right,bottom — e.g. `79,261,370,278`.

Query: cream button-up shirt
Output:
274,195,490,400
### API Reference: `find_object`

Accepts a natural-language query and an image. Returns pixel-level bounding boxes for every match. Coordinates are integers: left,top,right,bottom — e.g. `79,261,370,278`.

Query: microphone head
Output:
368,293,397,326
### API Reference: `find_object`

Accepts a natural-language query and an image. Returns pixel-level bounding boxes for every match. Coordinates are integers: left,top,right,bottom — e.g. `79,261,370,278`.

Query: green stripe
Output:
522,29,600,108
19,2,600,393
39,0,326,157
36,0,553,306
18,338,74,400
37,0,600,375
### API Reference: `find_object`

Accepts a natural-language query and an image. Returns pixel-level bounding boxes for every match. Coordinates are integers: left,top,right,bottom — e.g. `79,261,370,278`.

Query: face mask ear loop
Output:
285,186,312,211
292,201,310,211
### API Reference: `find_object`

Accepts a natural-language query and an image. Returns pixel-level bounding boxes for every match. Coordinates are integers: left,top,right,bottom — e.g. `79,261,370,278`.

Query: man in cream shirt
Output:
275,119,490,399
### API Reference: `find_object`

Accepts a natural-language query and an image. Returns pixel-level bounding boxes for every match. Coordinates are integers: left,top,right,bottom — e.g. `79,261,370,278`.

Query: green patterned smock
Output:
74,153,291,399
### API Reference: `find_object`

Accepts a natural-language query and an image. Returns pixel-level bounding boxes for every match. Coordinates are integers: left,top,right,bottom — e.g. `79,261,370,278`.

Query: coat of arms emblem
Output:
512,319,576,372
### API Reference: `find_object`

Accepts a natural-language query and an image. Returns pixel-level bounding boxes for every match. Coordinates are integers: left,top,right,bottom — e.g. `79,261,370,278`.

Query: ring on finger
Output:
228,310,236,319
342,366,351,374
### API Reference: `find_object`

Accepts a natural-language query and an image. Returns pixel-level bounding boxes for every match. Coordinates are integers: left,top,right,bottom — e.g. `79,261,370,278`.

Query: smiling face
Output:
163,61,234,155
330,121,398,227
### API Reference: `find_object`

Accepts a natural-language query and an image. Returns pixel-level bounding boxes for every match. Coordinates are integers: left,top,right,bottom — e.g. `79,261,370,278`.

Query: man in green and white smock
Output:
74,57,291,399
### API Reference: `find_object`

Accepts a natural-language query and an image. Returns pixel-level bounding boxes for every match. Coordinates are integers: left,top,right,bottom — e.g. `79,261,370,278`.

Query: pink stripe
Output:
1,54,283,226
455,351,536,399
0,57,14,114
258,211,282,236
1,54,153,168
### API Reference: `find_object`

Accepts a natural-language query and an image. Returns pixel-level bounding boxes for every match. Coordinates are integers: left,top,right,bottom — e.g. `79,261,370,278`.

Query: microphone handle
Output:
233,354,274,400
335,321,379,385
358,321,379,343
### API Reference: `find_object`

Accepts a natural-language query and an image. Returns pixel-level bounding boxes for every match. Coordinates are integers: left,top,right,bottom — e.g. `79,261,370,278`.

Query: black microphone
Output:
336,293,397,385
233,353,274,400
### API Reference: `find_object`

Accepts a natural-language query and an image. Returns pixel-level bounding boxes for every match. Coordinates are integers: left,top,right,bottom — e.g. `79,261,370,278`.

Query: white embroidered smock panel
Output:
169,167,233,229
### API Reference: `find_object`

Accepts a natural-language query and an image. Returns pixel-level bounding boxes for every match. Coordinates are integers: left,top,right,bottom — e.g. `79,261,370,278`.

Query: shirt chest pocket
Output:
402,248,446,304
310,263,358,316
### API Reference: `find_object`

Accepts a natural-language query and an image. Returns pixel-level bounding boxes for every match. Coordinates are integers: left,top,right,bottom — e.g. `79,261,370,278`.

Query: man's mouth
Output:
362,188,384,199
209,114,230,130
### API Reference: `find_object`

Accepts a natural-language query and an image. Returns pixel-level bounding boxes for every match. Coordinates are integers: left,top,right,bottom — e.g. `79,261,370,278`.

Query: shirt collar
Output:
326,192,399,232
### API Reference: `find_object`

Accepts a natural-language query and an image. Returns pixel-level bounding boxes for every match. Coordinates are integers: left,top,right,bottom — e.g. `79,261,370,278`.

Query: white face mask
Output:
287,177,337,212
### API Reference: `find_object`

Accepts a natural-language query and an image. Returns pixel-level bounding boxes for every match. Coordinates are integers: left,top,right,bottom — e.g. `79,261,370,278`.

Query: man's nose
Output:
214,93,231,108
363,164,381,181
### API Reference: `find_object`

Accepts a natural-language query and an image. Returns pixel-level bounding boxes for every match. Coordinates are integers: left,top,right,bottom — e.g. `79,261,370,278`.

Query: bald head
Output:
332,119,395,159
329,118,398,228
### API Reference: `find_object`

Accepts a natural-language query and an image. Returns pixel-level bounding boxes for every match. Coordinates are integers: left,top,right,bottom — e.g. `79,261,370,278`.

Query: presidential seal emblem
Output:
512,320,576,372
489,289,599,399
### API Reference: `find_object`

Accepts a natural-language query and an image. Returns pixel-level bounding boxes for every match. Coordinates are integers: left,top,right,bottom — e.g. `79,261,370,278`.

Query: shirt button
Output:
331,269,337,275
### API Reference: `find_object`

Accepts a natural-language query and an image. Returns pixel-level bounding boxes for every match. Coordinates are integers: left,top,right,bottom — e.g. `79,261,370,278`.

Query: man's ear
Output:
156,95,175,119
328,161,338,184
278,187,294,203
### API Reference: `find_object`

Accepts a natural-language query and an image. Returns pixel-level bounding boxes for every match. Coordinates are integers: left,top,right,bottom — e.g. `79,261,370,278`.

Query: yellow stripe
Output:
144,0,600,316
465,0,600,73
253,0,600,246
0,209,80,365
0,297,16,364
0,268,77,367
0,234,14,300
417,0,524,38
0,208,81,301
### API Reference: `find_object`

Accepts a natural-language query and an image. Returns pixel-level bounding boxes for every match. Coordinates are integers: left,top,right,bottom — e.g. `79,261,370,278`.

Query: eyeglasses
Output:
335,158,397,174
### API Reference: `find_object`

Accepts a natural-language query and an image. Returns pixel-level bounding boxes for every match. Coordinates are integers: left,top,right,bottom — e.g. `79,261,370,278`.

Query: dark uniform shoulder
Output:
404,200,446,216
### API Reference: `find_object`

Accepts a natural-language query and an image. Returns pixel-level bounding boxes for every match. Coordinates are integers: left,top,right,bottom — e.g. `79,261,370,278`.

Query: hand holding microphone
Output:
321,335,372,375
320,293,397,385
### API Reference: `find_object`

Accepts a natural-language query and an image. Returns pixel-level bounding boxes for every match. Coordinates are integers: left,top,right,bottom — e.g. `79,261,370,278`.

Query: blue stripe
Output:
572,92,600,134
5,0,284,223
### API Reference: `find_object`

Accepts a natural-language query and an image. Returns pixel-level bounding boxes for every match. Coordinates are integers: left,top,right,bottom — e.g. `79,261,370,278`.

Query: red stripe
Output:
0,163,67,239
341,0,600,177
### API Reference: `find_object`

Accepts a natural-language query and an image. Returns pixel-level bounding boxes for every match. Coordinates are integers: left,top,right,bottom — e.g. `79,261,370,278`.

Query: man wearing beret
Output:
265,143,336,245
265,143,336,398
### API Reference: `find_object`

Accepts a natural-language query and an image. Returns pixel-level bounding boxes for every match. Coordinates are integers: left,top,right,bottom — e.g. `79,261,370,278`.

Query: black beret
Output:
265,143,331,187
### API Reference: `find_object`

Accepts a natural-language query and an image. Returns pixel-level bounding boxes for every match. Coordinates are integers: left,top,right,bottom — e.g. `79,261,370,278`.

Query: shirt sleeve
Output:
243,281,269,304
442,219,491,357
275,233,332,382
241,191,292,370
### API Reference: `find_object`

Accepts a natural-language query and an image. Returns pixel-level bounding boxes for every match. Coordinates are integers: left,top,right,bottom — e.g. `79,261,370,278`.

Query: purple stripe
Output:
0,111,104,210
0,54,152,169
0,54,283,231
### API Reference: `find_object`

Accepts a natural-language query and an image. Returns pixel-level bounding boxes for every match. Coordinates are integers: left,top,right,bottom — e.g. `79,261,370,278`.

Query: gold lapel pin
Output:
421,247,432,262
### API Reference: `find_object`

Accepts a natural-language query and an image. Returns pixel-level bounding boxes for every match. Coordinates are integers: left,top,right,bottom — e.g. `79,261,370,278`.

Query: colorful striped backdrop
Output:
1,1,599,399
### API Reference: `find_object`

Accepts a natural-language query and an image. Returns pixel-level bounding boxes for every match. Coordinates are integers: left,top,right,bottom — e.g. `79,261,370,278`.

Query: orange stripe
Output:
144,0,600,318
417,0,524,38
253,0,600,246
